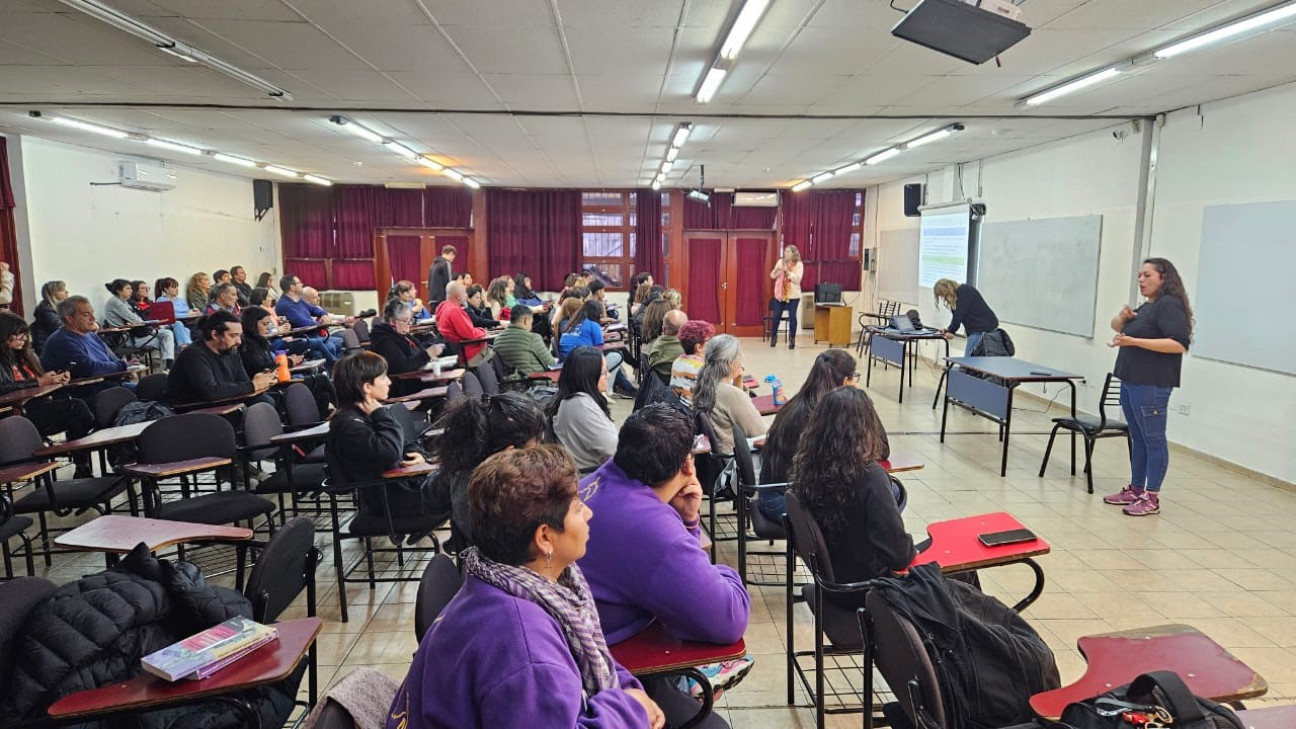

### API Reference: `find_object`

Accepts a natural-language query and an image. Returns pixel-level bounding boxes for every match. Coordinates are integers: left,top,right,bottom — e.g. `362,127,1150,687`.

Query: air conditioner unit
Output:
319,290,356,317
119,161,177,191
734,191,779,207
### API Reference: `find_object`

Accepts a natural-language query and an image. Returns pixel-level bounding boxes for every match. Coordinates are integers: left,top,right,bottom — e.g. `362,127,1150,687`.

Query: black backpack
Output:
1057,671,1245,729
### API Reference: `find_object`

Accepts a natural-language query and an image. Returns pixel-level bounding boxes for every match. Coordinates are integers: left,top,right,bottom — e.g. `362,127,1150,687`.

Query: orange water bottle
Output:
275,353,290,382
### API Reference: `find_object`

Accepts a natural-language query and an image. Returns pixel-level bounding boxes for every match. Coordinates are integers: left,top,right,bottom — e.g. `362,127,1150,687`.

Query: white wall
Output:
11,135,279,309
868,83,1296,483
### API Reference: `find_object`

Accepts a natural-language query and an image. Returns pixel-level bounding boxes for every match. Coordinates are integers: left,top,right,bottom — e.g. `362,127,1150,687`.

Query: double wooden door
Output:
372,227,471,303
682,231,777,337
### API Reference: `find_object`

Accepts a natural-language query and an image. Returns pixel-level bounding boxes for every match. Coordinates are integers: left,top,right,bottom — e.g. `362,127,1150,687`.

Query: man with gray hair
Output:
41,295,135,403
647,309,687,380
434,280,494,367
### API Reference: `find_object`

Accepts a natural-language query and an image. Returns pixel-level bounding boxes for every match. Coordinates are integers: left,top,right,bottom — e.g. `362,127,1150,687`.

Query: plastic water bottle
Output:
764,375,785,406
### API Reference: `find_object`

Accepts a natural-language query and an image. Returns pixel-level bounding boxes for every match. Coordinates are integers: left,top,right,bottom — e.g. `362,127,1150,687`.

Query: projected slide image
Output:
919,208,970,287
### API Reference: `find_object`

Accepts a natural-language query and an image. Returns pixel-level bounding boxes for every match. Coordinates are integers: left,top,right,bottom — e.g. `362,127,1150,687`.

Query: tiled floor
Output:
18,333,1296,728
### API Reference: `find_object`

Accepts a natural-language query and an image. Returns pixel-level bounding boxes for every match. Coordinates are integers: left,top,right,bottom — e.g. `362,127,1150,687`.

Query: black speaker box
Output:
253,179,273,210
904,183,922,217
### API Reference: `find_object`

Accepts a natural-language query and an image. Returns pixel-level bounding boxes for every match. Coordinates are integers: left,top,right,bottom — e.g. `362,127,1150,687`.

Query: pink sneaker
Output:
1103,485,1142,505
1122,492,1160,516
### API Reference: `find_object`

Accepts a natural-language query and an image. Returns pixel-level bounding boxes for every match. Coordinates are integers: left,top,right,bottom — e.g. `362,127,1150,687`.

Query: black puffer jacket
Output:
2,545,302,729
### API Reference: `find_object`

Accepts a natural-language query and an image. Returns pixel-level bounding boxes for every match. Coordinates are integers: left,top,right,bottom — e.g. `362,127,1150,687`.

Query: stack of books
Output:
142,617,279,681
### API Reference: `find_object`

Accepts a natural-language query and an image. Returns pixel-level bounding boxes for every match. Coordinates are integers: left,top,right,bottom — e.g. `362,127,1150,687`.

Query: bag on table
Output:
1056,670,1244,729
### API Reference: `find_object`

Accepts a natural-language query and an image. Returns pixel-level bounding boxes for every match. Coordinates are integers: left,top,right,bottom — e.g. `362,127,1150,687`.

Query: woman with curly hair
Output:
791,387,914,608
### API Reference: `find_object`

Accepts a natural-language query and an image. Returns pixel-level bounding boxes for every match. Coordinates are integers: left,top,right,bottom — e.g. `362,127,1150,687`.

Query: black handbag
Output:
1056,671,1244,729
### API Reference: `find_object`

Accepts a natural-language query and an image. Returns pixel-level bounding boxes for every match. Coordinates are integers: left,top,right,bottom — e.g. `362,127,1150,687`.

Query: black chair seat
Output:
1050,414,1128,433
256,463,328,494
14,476,127,513
748,496,786,540
301,444,326,464
153,491,275,524
348,509,448,538
0,514,33,539
801,585,864,650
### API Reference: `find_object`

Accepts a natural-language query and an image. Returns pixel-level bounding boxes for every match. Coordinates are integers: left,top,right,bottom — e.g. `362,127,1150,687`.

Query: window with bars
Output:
580,191,636,291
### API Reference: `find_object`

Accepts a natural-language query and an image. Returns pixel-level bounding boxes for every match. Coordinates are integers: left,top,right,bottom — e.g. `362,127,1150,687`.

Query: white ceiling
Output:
0,0,1293,188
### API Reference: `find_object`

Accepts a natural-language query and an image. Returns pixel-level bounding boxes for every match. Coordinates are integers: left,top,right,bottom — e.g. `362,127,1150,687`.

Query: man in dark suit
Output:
427,245,457,305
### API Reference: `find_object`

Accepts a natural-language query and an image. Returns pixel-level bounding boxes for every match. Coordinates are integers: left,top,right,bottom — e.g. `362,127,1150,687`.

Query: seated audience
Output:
239,306,335,418
558,301,636,399
166,311,275,406
791,387,914,608
30,280,68,354
587,279,611,320
327,351,449,539
128,280,152,317
662,288,682,310
276,275,343,364
513,271,543,306
41,295,134,403
0,312,94,476
368,299,445,396
204,282,242,316
248,286,276,309
647,310,686,380
671,320,713,405
433,392,547,546
434,281,493,368
154,277,193,348
759,350,889,521
693,334,766,454
639,298,673,352
629,280,652,319
387,280,429,320
631,285,663,333
579,404,748,727
465,284,500,328
230,265,252,307
388,445,663,729
493,304,555,376
102,279,176,369
185,272,211,312
485,276,514,321
549,346,618,473
255,271,281,300
551,297,583,338
212,269,232,287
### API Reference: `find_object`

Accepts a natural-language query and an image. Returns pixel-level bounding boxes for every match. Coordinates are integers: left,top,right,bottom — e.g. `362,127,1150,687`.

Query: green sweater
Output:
648,334,684,378
493,324,555,375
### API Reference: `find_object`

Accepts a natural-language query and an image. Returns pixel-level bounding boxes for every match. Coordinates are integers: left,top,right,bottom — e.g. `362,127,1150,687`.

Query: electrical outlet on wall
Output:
1172,402,1190,416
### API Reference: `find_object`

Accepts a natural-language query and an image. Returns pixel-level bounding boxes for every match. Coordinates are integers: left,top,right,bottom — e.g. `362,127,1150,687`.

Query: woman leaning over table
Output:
1103,258,1193,517
769,245,804,349
388,445,665,729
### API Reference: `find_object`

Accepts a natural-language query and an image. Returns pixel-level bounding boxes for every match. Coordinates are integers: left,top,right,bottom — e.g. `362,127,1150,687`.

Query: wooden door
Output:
373,228,472,303
682,231,777,335
684,233,724,327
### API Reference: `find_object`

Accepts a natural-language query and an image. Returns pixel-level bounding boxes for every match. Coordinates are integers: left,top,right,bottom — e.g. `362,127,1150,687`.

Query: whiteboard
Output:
1194,201,1296,376
976,215,1103,338
878,228,920,303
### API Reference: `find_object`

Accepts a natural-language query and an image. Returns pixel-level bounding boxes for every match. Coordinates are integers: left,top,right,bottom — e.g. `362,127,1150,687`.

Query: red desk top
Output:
1236,705,1296,729
383,461,439,479
0,460,61,484
33,421,152,457
47,617,321,718
879,453,924,473
611,621,746,676
1030,624,1269,720
55,514,253,554
397,368,466,382
911,512,1049,572
752,394,783,416
527,370,561,382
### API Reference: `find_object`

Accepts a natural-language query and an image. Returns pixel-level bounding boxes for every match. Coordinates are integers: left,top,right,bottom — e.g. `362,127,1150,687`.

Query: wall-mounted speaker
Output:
253,179,273,222
903,183,922,217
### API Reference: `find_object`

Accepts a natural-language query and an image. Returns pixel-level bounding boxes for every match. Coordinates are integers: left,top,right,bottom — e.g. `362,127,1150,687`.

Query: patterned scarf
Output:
462,547,617,697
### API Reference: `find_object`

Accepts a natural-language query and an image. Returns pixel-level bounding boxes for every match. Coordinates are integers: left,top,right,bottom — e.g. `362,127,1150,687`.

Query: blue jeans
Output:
769,298,800,340
964,331,984,356
1120,383,1173,492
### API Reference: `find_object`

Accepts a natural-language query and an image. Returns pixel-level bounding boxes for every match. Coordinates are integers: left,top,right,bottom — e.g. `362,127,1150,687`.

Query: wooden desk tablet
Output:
289,358,327,373
121,457,232,479
384,386,448,404
68,365,145,387
866,329,949,404
383,462,439,479
1029,624,1268,721
0,460,61,485
611,621,746,676
878,453,924,473
940,356,1084,476
910,511,1050,611
34,420,152,458
269,421,330,445
55,514,252,555
47,617,322,720
752,394,783,416
812,303,853,347
173,388,269,413
0,382,64,407
396,367,466,382
186,403,246,417
527,370,561,383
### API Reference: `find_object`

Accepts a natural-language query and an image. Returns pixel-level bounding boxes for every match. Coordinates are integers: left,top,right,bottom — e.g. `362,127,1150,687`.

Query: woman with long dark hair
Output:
549,346,617,473
434,392,548,547
240,306,333,417
792,387,914,607
1103,257,1193,516
128,280,152,317
758,350,890,520
30,280,68,353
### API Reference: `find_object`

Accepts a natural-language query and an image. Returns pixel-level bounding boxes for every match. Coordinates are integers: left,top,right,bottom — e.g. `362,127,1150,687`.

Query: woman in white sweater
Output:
548,345,619,472
692,334,767,455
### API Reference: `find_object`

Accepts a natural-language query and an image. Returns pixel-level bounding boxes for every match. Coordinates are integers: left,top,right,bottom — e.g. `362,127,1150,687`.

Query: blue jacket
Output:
274,296,326,330
558,319,605,359
40,327,127,401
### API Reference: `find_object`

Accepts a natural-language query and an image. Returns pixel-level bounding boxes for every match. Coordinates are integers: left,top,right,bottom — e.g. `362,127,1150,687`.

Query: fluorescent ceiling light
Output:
442,168,464,182
651,180,662,190
791,180,812,192
1155,2,1296,59
47,115,129,139
695,67,727,103
262,165,300,178
330,115,385,144
385,141,418,159
660,161,673,174
673,123,693,148
811,171,835,184
417,157,444,171
462,177,481,189
865,147,902,165
302,175,332,187
720,0,772,60
906,129,952,149
666,147,679,162
157,45,197,63
145,138,203,156
55,0,174,46
834,162,863,175
1023,66,1123,106
212,153,257,168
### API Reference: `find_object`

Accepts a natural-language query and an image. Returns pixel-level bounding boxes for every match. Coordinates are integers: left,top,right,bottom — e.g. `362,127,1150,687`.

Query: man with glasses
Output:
368,299,445,396
274,274,343,364
41,295,137,403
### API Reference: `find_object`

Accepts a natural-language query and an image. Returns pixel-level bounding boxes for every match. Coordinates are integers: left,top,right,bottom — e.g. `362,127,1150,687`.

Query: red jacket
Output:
435,300,487,363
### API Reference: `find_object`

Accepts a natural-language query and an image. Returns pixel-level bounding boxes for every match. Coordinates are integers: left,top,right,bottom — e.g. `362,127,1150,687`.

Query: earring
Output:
545,548,553,570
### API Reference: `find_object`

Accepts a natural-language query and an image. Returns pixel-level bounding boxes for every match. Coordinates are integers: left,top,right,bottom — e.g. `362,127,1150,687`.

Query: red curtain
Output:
485,189,580,291
279,185,335,258
733,236,768,326
778,189,861,291
686,236,723,325
285,259,328,289
334,186,376,258
332,260,375,290
682,192,775,230
634,188,662,281
424,187,473,228
386,234,422,289
0,137,19,314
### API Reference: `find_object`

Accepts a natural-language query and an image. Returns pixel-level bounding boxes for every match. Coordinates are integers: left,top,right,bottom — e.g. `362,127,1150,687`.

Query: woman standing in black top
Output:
791,387,914,608
933,278,999,355
1103,258,1192,517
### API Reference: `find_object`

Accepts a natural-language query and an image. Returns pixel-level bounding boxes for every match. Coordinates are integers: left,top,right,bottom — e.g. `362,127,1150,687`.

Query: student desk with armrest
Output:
909,511,1050,611
611,620,747,729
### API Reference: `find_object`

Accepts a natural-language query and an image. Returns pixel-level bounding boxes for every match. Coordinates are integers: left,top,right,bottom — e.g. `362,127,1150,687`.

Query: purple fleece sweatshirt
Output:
577,460,750,645
388,575,647,729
